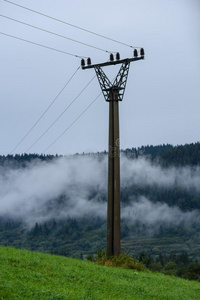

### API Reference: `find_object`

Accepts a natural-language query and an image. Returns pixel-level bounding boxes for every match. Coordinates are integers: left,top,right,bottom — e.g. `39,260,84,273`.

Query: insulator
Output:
81,59,85,67
134,49,138,57
140,48,145,56
110,53,114,61
116,52,120,60
87,57,91,65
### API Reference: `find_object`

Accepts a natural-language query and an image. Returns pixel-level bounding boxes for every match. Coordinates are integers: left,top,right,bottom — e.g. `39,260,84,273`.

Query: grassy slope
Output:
0,246,199,300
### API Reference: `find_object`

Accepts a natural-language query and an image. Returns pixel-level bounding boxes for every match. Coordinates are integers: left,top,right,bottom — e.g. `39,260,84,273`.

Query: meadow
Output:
0,246,199,299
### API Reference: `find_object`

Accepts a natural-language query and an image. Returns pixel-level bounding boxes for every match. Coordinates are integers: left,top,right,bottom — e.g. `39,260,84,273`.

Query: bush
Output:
149,262,163,272
95,248,145,271
86,254,94,261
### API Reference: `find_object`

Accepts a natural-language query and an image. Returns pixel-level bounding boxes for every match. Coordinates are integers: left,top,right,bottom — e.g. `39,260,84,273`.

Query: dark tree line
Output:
139,251,200,281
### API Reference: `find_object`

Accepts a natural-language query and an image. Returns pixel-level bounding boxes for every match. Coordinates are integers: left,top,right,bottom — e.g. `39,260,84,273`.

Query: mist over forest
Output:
0,143,200,260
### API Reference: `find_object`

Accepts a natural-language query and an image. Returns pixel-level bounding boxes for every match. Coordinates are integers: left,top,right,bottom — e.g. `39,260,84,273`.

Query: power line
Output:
0,14,113,54
43,92,102,153
0,31,87,58
42,75,116,154
3,0,141,49
25,75,96,153
10,66,80,154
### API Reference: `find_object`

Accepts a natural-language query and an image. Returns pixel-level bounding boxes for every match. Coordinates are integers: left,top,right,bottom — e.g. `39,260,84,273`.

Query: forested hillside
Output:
1,142,199,166
0,143,200,276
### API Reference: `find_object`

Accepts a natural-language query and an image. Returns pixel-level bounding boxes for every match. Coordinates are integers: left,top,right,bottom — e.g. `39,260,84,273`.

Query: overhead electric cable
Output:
43,92,102,153
42,75,115,154
25,75,96,152
3,0,141,49
10,66,80,154
0,32,87,58
0,14,113,53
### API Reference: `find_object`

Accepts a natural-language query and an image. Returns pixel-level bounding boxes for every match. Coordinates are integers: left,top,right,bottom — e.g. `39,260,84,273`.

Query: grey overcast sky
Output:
0,0,200,155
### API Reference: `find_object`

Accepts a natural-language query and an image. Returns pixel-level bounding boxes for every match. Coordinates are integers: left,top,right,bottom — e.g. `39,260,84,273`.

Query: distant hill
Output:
1,142,200,166
0,142,200,262
160,142,200,166
122,142,200,166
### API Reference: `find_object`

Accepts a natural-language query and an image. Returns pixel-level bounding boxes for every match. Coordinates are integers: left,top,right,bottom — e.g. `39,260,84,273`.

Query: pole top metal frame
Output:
95,62,131,102
81,51,145,102
82,56,144,70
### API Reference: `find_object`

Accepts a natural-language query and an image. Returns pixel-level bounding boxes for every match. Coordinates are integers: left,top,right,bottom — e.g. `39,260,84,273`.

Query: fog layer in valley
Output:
0,155,199,225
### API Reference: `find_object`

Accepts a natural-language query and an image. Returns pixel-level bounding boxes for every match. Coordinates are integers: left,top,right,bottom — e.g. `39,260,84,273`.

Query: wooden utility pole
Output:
82,49,144,256
107,89,120,255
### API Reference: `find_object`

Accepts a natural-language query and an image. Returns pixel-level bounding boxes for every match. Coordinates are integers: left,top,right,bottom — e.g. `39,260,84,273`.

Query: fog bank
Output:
0,155,199,225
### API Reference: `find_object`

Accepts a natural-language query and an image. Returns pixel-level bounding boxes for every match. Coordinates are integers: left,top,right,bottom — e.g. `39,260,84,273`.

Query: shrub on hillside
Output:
95,248,145,271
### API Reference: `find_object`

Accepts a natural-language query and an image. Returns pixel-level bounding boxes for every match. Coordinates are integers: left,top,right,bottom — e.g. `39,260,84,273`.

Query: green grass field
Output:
0,246,199,300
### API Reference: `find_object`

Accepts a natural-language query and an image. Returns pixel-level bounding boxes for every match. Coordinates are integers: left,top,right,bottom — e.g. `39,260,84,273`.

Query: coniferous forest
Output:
0,142,200,281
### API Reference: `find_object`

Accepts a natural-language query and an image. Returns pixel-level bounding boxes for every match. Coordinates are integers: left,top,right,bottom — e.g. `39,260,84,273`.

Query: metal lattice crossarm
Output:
94,62,130,102
82,53,144,102
112,62,130,101
82,55,144,70
94,66,112,102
